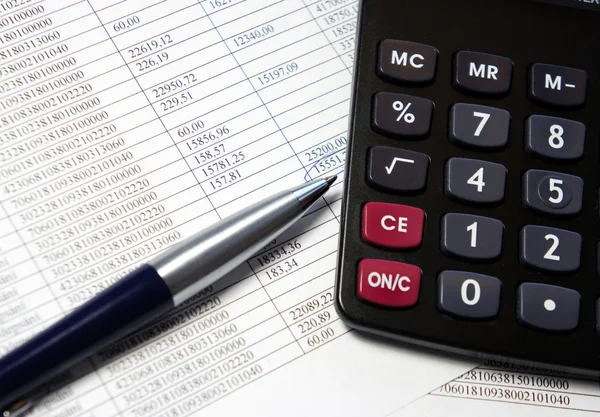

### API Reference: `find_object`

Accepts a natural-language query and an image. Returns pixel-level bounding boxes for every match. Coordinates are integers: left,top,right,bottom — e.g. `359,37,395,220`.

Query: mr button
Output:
454,51,513,95
378,40,438,83
362,202,425,249
357,259,422,308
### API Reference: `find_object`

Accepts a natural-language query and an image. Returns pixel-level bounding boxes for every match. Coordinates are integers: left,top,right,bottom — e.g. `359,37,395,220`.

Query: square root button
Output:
357,259,421,308
362,202,425,249
367,147,430,194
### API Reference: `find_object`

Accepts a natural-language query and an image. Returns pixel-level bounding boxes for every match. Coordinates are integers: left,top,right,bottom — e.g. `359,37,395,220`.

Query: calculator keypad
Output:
372,92,434,137
529,63,588,107
525,115,586,160
339,0,600,373
449,103,510,149
438,271,501,319
453,51,513,95
520,225,582,273
444,158,507,204
441,214,504,261
518,283,581,331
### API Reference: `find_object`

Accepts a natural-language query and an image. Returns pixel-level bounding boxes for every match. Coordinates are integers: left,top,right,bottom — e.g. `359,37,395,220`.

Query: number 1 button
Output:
445,158,506,204
441,213,504,261
520,225,581,273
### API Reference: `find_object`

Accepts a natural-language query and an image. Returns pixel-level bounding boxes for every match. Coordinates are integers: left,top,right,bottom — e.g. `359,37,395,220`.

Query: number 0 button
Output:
520,225,581,273
445,158,507,204
438,271,501,319
441,213,504,261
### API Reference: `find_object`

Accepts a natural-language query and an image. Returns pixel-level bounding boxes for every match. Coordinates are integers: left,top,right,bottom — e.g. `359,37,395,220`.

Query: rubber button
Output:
357,259,421,308
362,202,425,249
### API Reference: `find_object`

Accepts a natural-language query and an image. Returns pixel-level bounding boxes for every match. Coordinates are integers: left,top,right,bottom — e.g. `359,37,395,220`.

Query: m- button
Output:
362,202,425,249
454,51,513,95
529,64,587,107
378,40,438,84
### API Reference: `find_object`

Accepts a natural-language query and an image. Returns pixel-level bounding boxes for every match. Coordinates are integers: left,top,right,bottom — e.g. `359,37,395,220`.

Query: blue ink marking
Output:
303,148,346,181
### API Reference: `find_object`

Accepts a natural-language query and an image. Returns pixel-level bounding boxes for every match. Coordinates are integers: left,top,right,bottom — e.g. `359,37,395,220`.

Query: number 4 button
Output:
445,158,507,204
520,225,582,273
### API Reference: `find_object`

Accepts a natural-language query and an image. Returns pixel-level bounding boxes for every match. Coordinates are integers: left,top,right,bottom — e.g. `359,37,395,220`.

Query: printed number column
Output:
219,0,351,352
0,1,142,415
87,2,299,415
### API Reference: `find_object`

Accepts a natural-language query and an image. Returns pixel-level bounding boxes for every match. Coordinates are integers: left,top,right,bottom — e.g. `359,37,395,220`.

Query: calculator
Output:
335,0,600,375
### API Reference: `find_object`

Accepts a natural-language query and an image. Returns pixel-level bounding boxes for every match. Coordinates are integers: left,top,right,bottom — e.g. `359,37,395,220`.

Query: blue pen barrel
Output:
0,264,174,409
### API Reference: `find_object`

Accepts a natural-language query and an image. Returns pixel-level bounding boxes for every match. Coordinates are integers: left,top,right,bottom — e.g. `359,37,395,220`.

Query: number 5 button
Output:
445,158,507,204
520,225,582,273
523,170,583,216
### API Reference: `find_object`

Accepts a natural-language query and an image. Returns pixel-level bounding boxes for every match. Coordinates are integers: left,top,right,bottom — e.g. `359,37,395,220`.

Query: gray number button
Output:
523,170,583,215
520,225,581,273
518,283,580,332
445,158,506,204
441,213,504,261
449,103,510,149
526,115,585,160
438,271,501,319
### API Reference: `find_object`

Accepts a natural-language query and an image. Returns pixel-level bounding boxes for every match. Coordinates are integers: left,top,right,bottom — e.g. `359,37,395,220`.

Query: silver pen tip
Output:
325,175,337,186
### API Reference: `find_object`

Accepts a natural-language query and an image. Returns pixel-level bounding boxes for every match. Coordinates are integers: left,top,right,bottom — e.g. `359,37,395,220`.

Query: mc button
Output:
362,202,425,249
378,40,438,84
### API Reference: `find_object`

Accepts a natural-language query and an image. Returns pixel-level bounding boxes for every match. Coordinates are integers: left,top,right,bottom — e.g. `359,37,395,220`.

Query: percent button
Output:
372,92,434,137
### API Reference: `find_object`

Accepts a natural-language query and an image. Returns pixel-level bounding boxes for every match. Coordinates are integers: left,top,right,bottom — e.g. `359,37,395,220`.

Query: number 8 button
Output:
526,115,585,161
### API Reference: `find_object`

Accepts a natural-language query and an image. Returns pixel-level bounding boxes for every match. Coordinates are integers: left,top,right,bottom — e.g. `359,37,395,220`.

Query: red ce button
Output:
362,202,425,249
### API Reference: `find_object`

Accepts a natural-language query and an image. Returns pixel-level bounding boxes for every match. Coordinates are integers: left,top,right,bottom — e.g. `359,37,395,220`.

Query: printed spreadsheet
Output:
0,1,355,415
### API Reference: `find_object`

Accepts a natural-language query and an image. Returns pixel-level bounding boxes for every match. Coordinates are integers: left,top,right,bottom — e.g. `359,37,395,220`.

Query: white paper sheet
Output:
0,1,474,415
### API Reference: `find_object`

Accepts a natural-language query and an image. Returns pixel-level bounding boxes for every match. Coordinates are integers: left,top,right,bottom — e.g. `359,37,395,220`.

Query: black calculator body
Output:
335,0,600,375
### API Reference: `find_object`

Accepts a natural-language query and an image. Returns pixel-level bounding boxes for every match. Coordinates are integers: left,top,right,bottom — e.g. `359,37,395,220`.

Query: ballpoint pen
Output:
0,175,337,417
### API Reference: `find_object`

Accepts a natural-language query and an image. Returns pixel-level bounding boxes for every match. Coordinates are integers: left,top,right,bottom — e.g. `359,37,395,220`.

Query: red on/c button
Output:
357,259,421,308
362,202,425,249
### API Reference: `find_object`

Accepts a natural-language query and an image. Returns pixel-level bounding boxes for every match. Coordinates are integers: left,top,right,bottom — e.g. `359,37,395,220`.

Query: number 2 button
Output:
445,158,506,204
520,225,581,273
